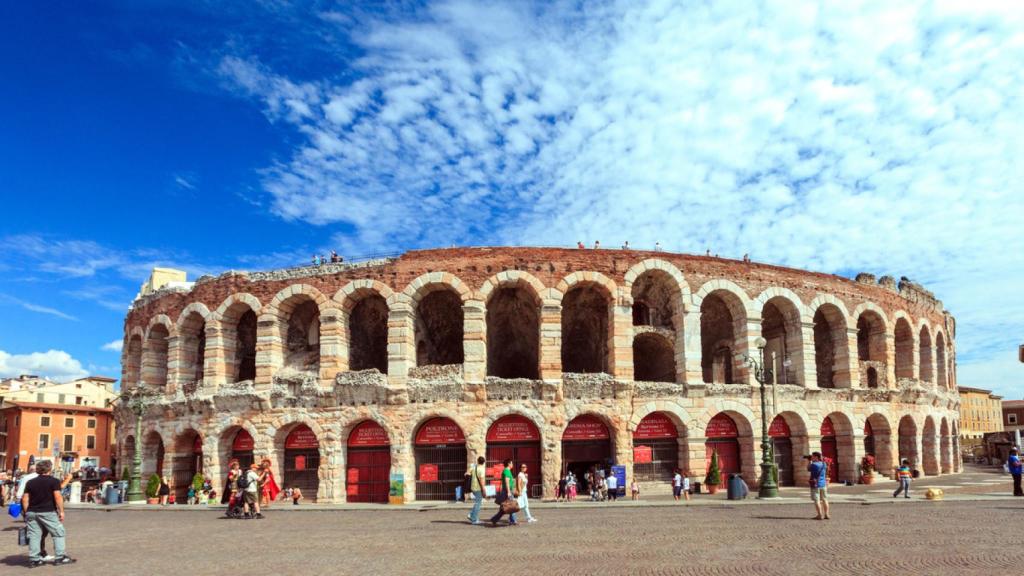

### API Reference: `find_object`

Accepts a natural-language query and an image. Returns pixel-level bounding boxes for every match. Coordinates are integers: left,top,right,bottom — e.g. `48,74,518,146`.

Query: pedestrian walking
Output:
21,460,74,567
1008,448,1022,496
242,463,264,519
466,456,487,524
893,459,913,498
557,474,567,502
808,452,830,520
672,469,683,501
490,459,518,526
681,472,691,502
158,476,171,506
606,471,618,501
516,463,536,522
566,472,577,502
630,479,639,500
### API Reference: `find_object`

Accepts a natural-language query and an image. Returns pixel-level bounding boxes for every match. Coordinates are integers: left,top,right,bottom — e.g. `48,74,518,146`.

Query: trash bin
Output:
105,485,121,505
727,474,745,500
912,469,921,479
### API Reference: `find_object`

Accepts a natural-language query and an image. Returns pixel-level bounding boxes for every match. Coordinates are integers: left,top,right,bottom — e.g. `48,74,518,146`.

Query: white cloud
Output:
101,340,123,352
0,349,89,382
217,1,1022,393
0,293,78,321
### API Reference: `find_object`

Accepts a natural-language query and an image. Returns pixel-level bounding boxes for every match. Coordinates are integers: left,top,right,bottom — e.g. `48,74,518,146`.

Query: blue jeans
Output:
893,478,911,498
26,511,65,561
469,490,483,522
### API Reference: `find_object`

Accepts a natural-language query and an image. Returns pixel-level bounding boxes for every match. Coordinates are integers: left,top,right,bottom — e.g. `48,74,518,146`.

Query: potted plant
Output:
146,473,161,504
192,472,204,493
704,451,722,494
860,455,876,484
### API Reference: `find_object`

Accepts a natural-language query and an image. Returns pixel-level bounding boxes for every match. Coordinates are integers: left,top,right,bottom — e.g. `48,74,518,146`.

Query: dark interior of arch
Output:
561,284,609,373
486,287,539,379
350,294,389,373
856,313,885,362
867,367,878,388
894,319,914,379
633,333,676,382
415,289,464,366
147,325,170,388
127,336,142,386
631,272,676,329
935,333,947,387
813,309,836,388
285,300,320,371
918,327,933,381
181,314,206,384
700,294,735,384
761,301,794,384
236,310,257,382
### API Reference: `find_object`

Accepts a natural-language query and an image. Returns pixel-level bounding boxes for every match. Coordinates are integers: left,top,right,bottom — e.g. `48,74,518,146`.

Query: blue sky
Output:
0,1,1021,395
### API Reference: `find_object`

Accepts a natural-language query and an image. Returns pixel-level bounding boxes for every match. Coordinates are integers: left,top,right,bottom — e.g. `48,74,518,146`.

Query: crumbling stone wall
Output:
561,284,609,374
415,290,464,366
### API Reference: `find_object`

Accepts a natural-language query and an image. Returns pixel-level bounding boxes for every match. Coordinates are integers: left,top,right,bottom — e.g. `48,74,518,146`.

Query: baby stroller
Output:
225,492,245,519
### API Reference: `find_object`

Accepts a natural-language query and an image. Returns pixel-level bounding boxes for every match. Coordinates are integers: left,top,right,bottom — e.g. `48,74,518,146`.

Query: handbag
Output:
500,498,520,514
18,526,29,547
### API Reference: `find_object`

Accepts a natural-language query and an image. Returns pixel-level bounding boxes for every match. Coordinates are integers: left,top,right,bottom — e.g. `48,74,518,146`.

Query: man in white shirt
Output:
16,465,39,500
242,464,263,519
606,472,619,501
516,463,536,523
672,469,683,501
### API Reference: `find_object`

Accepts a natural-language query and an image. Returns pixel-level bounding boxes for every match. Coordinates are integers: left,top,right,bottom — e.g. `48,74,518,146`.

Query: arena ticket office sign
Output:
414,418,467,500
347,421,391,504
486,415,542,497
632,412,678,481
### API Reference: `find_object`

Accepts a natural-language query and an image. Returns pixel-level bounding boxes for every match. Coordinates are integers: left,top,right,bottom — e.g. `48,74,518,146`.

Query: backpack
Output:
236,471,250,490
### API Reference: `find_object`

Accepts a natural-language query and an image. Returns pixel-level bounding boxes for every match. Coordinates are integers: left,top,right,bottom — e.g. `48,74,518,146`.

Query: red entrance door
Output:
705,413,741,477
414,417,467,501
347,421,391,504
486,415,542,498
821,417,838,483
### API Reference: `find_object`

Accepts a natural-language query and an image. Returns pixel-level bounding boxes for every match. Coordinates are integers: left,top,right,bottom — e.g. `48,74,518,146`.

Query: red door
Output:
347,421,391,503
821,438,838,483
705,413,741,478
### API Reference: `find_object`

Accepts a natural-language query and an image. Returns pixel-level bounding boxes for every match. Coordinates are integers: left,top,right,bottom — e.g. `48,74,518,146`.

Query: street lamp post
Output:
111,389,156,502
743,336,779,499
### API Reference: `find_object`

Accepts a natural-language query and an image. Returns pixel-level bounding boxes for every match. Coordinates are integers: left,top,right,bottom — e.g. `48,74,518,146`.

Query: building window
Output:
14,416,18,427
38,434,49,450
87,418,96,429
36,393,44,403
63,434,73,452
1010,414,1018,425
58,394,66,404
65,417,74,428
76,397,82,405
86,435,96,449
75,383,82,389
40,416,50,427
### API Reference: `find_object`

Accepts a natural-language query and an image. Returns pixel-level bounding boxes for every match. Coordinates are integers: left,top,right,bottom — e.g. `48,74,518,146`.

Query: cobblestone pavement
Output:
3,496,1023,575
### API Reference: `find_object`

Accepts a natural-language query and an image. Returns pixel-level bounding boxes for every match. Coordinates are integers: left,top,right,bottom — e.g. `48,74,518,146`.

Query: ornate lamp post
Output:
743,336,779,499
111,389,158,502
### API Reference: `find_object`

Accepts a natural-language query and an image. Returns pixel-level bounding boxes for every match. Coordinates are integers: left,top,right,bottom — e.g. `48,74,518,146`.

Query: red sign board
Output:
415,418,466,445
347,467,360,484
820,417,836,438
487,415,541,443
294,455,306,471
232,429,254,452
705,413,738,438
633,412,677,439
864,420,873,436
285,424,319,449
419,464,439,482
349,421,390,447
562,415,610,441
633,445,653,464
768,416,790,438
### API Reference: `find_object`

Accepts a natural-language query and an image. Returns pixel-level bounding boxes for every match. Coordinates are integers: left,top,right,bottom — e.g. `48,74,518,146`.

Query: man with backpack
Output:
466,456,487,524
239,463,264,519
807,452,830,520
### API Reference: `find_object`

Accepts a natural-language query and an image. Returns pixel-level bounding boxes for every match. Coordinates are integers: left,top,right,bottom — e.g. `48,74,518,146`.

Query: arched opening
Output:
865,414,893,474
922,416,939,475
700,292,743,384
936,333,948,389
143,324,170,390
632,412,681,482
894,318,914,380
125,335,142,390
561,284,611,374
898,415,918,468
283,298,321,374
820,417,839,483
631,270,678,330
282,424,320,502
349,294,389,373
415,290,464,367
172,431,202,502
632,333,676,382
561,415,612,493
857,311,886,387
486,415,542,498
769,415,794,486
863,420,875,460
486,287,540,379
940,417,951,474
220,301,257,383
705,413,742,479
413,417,467,500
178,312,206,386
760,298,800,384
919,326,934,383
821,413,856,484
142,431,164,477
813,305,848,388
227,428,255,470
346,420,391,503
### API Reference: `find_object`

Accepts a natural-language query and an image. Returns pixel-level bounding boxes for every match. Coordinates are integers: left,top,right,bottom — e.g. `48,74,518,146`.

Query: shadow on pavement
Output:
750,515,818,521
0,554,30,567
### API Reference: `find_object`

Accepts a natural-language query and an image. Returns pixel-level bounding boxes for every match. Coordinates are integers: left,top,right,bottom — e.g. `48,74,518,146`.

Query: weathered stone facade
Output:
116,248,961,503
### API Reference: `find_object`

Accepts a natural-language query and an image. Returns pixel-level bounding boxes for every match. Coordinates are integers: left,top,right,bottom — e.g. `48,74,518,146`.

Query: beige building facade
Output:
958,386,1003,449
1,376,118,408
115,248,961,503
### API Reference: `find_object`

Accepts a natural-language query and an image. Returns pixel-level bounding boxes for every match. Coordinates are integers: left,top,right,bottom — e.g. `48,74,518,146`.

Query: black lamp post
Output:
743,336,779,499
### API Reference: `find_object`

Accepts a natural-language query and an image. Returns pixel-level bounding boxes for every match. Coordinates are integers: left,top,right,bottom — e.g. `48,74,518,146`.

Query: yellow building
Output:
0,375,118,408
958,386,1004,450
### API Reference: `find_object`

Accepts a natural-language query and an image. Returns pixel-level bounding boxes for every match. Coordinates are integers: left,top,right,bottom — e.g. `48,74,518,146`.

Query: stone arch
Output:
935,331,948,389
627,262,687,329
821,412,857,484
864,412,894,474
559,276,615,374
143,315,173,390
770,409,811,487
141,429,166,477
336,281,394,374
628,401,694,434
481,272,543,379
623,258,690,299
213,292,263,319
633,332,676,382
266,285,330,376
270,416,331,503
215,293,261,383
170,427,204,501
919,323,934,384
481,405,548,442
897,414,919,467
176,304,210,388
811,299,852,388
893,313,916,380
922,415,939,475
699,406,756,485
175,302,211,330
939,416,952,474
341,413,401,450
755,288,807,385
629,402,691,484
695,281,751,384
854,303,888,388
123,327,144,390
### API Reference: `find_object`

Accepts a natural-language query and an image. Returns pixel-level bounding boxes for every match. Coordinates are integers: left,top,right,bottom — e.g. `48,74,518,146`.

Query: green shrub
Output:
146,474,161,499
192,473,204,492
705,451,721,485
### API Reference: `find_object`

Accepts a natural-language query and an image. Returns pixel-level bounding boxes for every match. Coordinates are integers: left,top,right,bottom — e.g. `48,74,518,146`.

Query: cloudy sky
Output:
1,1,1021,394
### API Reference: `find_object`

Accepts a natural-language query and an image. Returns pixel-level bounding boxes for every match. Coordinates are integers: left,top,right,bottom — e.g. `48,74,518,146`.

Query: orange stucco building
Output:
0,401,115,472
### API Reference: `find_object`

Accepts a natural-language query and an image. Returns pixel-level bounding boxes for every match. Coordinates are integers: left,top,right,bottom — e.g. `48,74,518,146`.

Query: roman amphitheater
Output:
116,247,960,503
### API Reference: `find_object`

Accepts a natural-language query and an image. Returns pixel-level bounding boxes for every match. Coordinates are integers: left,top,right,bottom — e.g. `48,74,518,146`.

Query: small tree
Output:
146,473,161,499
705,451,722,486
192,473,204,493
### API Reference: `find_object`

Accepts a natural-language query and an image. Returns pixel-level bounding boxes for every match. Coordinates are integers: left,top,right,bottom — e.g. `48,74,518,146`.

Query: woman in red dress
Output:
259,459,281,506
